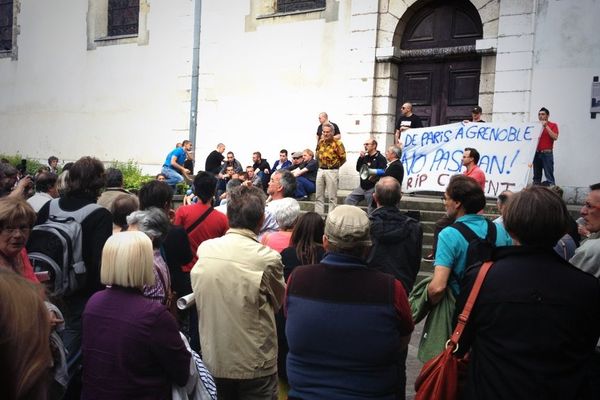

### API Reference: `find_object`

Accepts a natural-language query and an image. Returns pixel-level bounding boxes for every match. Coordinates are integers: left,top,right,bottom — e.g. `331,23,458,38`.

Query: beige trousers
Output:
315,168,339,214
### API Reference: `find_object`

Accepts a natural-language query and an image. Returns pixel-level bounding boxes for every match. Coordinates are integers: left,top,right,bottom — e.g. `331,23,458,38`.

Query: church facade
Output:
0,0,598,200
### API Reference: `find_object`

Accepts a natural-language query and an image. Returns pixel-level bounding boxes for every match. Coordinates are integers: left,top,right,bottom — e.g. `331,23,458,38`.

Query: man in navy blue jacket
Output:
285,205,414,400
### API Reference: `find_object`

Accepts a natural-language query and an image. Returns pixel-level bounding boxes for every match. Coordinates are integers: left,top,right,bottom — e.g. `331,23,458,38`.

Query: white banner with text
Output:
400,122,541,197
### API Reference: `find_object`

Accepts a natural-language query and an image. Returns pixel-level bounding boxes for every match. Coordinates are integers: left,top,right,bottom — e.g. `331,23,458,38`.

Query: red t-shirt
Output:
20,248,40,284
536,121,559,151
260,231,292,254
174,202,229,272
464,164,486,190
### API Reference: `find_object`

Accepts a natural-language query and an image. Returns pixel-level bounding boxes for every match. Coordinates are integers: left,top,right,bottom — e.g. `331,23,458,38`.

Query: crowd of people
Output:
0,107,599,400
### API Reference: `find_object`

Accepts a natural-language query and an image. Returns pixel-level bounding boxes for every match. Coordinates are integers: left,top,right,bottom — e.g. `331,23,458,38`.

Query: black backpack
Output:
450,219,497,268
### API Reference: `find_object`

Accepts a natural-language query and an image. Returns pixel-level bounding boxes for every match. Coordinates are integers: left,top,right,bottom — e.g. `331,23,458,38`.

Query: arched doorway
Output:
396,0,483,126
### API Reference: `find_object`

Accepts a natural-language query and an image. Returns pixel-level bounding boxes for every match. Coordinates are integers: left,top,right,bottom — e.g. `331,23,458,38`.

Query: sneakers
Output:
422,253,435,262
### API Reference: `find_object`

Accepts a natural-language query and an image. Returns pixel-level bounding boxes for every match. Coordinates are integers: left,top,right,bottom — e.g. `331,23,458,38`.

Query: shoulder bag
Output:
414,261,493,400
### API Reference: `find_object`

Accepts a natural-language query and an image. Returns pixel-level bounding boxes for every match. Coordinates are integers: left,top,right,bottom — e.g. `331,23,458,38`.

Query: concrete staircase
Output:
175,189,581,279
296,190,501,277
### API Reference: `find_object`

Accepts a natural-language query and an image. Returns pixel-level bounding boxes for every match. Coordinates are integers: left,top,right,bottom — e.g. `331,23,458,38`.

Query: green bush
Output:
0,155,156,192
108,160,153,191
0,154,46,175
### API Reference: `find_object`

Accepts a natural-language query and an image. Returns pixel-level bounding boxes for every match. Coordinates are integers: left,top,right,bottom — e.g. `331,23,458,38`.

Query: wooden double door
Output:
396,0,483,127
398,58,481,127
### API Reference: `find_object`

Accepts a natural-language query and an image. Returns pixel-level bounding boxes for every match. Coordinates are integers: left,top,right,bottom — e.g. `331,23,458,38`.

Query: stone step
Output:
173,191,581,281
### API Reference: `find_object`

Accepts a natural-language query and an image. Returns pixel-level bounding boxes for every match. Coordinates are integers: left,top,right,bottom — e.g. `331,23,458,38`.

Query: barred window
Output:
0,0,13,51
277,0,325,13
107,0,139,37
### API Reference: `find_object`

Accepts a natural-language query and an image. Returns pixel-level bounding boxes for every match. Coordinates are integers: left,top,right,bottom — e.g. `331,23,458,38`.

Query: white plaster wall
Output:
529,0,600,198
0,0,194,169
195,0,357,170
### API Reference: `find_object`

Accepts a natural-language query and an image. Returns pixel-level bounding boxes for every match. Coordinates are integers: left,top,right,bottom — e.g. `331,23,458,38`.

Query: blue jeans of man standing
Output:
532,150,555,186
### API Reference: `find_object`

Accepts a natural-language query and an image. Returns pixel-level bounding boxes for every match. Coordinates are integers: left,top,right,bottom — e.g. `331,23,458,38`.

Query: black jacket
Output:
457,246,600,400
384,159,404,186
355,151,387,190
367,206,422,292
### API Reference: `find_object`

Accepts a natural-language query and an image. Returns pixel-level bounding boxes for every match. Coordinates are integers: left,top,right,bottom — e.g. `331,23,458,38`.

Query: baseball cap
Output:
291,152,303,159
472,106,482,114
324,205,371,249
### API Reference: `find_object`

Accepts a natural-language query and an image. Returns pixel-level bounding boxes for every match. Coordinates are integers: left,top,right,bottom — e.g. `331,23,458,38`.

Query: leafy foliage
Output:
0,154,46,176
0,155,159,191
108,160,153,190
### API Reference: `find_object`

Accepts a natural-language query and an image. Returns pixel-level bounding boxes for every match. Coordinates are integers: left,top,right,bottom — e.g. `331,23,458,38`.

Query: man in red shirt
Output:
462,147,486,190
533,107,559,186
174,172,229,272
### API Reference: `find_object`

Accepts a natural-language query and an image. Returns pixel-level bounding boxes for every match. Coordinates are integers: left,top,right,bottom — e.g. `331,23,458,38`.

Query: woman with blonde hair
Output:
81,231,190,399
0,269,52,400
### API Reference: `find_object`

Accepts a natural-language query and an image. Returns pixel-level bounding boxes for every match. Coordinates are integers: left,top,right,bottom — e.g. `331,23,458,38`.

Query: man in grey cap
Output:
290,149,317,199
285,205,414,399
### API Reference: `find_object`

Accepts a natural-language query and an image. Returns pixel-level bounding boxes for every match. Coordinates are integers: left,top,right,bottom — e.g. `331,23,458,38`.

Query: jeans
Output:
532,151,555,185
161,166,184,189
295,176,315,198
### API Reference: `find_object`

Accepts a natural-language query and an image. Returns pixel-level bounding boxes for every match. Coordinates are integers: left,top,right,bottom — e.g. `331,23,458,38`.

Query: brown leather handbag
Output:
414,261,493,400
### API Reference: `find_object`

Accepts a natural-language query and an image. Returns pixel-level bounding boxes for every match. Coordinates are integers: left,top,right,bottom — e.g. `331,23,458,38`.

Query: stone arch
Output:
372,0,499,139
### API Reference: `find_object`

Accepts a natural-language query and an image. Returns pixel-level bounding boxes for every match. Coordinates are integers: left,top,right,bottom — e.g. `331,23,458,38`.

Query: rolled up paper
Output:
177,293,196,310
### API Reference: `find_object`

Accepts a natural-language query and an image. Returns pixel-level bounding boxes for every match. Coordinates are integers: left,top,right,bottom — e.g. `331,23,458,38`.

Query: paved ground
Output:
406,320,425,400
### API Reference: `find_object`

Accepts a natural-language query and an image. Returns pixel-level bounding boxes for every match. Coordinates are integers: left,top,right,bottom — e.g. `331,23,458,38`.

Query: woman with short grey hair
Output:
261,199,301,253
127,207,172,304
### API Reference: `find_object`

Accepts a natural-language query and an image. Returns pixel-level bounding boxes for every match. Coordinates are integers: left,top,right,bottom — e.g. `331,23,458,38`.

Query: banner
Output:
400,122,541,197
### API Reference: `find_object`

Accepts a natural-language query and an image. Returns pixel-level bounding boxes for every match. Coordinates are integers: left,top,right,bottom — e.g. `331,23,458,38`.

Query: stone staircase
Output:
297,190,501,277
175,191,581,279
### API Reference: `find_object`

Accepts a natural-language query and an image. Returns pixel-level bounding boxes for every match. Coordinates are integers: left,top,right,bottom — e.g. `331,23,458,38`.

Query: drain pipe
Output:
188,0,202,146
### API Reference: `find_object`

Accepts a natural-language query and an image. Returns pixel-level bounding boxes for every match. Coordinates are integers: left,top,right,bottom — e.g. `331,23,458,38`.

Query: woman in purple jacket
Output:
82,231,190,400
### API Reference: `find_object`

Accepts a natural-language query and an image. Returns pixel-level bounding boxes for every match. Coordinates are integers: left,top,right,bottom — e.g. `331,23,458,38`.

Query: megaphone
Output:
359,165,385,181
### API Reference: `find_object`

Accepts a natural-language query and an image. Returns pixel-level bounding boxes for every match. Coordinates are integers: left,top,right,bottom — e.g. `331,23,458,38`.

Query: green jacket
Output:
409,276,456,363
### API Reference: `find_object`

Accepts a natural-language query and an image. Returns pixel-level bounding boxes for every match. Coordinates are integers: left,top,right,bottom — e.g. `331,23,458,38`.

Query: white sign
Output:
400,122,541,197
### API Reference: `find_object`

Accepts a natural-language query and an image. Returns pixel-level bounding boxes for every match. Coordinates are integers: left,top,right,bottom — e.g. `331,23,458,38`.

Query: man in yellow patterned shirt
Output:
315,122,346,214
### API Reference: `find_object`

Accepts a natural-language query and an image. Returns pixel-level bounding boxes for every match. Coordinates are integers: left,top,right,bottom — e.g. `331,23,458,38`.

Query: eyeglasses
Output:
440,196,447,203
364,143,373,146
583,202,600,210
1,226,31,236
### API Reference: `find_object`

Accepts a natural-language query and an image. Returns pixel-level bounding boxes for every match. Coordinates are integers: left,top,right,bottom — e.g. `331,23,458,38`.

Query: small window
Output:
107,0,139,37
0,0,14,52
87,0,149,50
277,0,325,13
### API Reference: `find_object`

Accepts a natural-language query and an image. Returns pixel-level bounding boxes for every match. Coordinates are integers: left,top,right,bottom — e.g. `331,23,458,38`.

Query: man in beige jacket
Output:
191,185,285,399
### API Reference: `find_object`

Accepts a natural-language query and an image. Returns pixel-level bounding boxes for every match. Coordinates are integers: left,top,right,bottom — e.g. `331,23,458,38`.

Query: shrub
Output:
108,160,153,190
0,154,46,175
